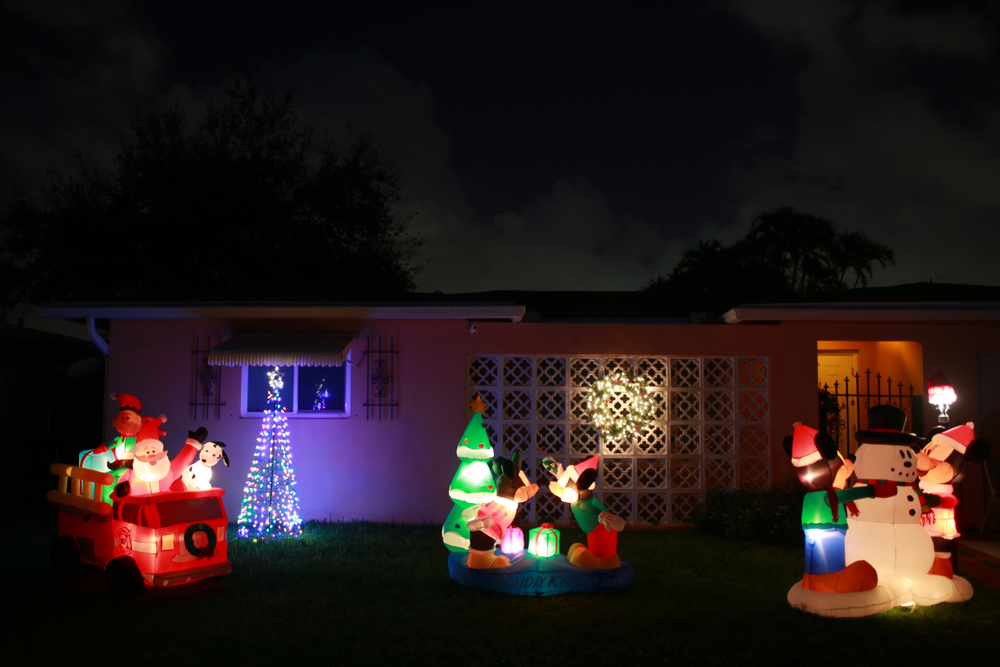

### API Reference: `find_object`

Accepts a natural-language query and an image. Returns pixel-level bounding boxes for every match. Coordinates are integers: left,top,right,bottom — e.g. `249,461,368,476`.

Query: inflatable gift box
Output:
528,524,560,557
502,526,525,554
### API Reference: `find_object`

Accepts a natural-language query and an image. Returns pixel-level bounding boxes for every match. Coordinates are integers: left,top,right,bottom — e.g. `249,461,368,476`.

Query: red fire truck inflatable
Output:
49,463,232,592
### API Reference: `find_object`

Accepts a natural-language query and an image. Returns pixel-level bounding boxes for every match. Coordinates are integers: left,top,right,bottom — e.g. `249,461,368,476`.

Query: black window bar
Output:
192,335,226,420
819,368,923,457
364,336,397,421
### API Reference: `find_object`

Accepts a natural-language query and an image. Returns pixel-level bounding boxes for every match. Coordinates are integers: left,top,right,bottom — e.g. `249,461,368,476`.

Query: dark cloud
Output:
3,1,999,292
0,0,165,193
722,0,1000,285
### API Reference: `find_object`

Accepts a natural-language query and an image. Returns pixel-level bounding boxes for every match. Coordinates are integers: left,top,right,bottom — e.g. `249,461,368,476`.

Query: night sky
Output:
3,1,999,293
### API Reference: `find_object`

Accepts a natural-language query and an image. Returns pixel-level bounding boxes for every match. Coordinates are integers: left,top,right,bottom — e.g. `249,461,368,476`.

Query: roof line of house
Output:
34,303,526,322
724,302,1000,324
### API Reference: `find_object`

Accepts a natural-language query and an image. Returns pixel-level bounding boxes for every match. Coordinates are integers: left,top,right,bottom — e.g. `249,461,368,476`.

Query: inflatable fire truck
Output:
48,463,232,593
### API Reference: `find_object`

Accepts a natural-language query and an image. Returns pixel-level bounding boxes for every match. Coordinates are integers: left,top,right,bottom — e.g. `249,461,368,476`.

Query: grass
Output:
11,519,1000,666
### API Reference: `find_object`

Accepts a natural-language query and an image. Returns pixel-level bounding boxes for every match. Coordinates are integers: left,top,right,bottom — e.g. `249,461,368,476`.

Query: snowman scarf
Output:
823,488,860,523
860,479,934,525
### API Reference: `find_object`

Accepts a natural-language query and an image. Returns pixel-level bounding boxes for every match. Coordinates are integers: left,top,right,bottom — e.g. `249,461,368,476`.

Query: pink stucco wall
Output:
105,316,1000,528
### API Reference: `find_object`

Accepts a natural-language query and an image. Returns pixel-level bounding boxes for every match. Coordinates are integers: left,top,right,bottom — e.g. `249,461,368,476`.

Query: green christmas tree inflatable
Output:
442,396,497,552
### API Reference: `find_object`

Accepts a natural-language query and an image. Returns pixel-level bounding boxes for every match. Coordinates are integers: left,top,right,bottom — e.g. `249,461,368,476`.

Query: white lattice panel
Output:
704,391,734,421
536,357,566,386
536,390,566,420
637,458,667,488
467,389,499,419
670,424,701,454
502,390,532,420
704,358,734,387
638,357,669,387
636,423,668,455
468,354,769,523
671,492,703,523
570,423,600,455
671,390,701,421
535,424,565,454
502,423,532,454
738,358,768,388
503,357,533,386
570,358,601,387
670,358,701,387
601,492,634,522
469,357,499,386
705,425,734,455
670,458,702,489
637,493,669,524
602,458,633,488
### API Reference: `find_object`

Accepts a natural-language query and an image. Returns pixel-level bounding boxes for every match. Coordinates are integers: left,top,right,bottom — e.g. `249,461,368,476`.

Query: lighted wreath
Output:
586,371,654,442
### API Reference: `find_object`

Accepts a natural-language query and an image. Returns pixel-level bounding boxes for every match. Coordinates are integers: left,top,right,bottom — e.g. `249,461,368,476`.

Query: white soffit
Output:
723,302,1000,324
34,303,526,322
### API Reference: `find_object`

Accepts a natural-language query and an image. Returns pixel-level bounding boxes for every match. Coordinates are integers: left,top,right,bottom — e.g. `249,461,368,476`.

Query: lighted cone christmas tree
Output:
237,367,302,538
442,395,498,552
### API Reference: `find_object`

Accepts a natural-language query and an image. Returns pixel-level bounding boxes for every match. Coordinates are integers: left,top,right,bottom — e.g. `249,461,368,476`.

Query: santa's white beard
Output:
134,458,169,482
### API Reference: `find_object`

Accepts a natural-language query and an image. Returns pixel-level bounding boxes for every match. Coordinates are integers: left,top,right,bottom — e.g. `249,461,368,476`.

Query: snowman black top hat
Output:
854,404,919,445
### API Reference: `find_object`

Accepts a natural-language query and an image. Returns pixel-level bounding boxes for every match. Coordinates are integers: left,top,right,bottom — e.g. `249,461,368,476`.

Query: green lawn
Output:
11,520,999,666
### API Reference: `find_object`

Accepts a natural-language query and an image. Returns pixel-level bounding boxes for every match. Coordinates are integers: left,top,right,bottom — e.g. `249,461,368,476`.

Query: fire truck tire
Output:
50,536,81,572
184,523,217,558
106,556,144,595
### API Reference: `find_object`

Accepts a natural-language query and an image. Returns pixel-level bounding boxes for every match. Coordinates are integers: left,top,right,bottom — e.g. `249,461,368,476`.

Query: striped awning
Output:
207,335,355,367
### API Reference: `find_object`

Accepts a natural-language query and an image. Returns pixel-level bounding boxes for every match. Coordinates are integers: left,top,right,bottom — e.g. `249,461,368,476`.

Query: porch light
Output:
927,370,957,425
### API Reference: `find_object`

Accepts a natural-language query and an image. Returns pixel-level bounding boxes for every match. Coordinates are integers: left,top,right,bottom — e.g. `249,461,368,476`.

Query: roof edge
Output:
35,302,526,322
724,302,1000,324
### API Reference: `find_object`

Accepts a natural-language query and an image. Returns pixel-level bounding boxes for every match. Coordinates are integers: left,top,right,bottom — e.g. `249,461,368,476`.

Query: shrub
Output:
692,480,805,545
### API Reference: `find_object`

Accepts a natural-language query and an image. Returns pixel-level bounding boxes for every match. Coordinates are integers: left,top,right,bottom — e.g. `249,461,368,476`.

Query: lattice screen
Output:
467,355,770,524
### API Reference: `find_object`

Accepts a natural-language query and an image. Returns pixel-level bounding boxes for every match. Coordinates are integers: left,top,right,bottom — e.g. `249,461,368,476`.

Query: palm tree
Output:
746,206,839,294
828,230,896,288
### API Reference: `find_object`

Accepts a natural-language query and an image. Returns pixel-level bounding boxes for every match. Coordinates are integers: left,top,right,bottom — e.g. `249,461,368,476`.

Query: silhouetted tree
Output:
0,79,424,310
828,230,895,288
644,207,896,316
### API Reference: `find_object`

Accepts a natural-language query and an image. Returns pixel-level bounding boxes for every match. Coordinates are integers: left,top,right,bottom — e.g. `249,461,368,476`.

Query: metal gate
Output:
819,369,923,457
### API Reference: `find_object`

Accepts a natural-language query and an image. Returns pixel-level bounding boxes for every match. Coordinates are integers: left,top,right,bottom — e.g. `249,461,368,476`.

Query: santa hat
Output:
790,422,823,467
931,422,975,455
558,455,600,486
136,414,168,443
111,393,141,413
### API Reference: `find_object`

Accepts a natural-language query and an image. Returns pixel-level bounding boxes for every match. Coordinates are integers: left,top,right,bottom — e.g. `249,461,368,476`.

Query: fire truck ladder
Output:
48,463,114,516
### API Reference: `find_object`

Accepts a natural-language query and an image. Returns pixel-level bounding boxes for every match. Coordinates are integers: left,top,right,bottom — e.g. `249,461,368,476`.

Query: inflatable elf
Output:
543,454,626,569
79,393,143,504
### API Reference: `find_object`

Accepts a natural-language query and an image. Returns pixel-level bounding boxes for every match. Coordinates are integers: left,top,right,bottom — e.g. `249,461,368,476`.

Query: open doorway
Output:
817,341,924,456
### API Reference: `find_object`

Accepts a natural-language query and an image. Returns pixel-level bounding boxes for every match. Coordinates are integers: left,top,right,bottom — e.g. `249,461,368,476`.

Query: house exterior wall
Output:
103,316,1000,529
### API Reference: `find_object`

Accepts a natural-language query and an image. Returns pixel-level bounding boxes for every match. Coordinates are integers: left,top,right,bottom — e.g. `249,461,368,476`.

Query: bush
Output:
692,480,806,545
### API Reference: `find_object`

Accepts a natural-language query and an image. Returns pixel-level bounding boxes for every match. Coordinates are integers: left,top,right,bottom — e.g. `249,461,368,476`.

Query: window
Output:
241,364,350,419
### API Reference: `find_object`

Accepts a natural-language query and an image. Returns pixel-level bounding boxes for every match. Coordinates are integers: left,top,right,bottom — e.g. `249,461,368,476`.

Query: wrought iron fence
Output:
819,369,923,457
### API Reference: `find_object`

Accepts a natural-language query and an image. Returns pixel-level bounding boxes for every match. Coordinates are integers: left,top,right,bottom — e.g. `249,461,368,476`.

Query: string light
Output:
237,367,302,539
586,371,654,443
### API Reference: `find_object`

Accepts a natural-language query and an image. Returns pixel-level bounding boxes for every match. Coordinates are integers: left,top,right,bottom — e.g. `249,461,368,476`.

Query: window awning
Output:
207,336,356,367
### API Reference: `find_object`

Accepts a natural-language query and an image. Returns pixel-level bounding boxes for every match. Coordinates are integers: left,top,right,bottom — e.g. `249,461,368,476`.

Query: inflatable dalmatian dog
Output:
845,405,973,608
182,441,229,491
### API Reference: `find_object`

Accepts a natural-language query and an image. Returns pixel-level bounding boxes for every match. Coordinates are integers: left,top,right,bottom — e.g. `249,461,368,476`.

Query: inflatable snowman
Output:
845,405,973,608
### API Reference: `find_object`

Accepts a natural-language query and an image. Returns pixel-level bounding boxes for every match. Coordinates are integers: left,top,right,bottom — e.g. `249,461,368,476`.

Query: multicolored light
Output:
237,367,302,539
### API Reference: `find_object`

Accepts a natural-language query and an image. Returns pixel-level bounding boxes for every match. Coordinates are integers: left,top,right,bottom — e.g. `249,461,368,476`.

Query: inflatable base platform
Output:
448,550,633,596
